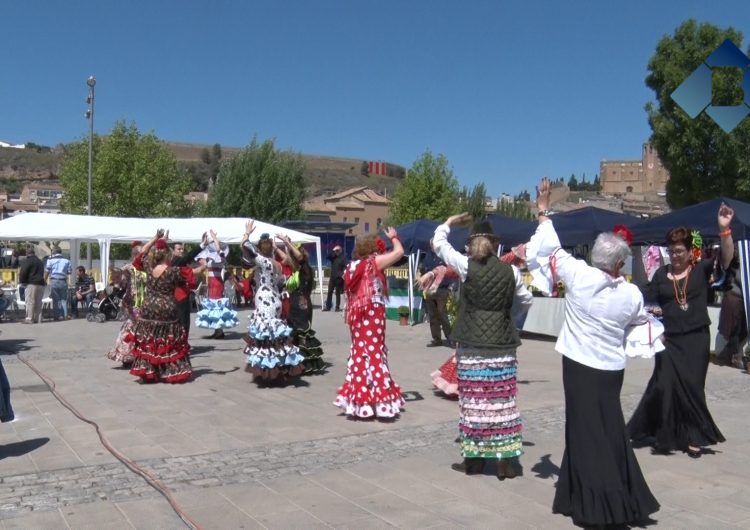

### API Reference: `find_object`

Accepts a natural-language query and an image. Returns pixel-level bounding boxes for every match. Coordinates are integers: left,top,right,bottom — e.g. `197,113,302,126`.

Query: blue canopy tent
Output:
548,206,642,247
447,213,536,251
630,197,750,244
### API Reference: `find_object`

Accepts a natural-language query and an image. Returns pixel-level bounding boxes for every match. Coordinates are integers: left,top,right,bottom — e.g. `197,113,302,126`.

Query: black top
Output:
328,251,347,280
18,255,45,286
640,259,713,334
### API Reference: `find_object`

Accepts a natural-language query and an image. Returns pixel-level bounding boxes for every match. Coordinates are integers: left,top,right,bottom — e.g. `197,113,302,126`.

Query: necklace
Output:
671,266,691,311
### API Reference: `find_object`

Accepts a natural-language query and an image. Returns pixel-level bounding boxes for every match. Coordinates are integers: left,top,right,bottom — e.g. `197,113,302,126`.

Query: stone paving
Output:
1,307,750,528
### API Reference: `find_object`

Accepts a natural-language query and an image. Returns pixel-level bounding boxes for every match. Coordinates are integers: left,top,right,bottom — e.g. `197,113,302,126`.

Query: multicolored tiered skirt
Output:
457,346,522,460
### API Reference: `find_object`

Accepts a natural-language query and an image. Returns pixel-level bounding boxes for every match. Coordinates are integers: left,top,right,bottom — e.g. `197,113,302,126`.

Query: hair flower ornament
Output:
691,230,702,262
613,224,634,246
376,239,386,254
154,239,168,250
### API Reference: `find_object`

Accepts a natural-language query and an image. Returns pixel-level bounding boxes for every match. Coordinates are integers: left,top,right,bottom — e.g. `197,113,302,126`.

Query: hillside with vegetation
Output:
0,141,406,198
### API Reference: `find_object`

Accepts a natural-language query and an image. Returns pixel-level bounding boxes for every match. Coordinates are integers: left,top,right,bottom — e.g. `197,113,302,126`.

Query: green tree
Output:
458,182,488,219
205,137,306,223
59,121,192,217
200,147,211,165
646,19,750,208
567,173,579,191
389,150,460,224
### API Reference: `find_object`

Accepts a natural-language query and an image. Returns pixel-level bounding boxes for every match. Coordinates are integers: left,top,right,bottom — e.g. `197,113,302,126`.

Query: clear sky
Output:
2,1,749,198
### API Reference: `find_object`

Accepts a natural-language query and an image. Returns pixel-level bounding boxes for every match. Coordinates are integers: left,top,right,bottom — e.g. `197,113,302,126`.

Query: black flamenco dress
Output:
286,269,325,374
627,259,725,451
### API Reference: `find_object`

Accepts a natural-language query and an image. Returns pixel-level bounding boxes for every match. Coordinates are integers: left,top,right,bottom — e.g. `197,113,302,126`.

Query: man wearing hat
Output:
324,244,347,312
18,245,46,323
45,245,72,320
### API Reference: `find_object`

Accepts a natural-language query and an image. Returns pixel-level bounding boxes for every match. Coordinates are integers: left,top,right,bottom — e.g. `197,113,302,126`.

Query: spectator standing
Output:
72,266,96,318
171,241,204,337
420,242,455,347
44,246,72,321
18,245,45,324
323,245,346,312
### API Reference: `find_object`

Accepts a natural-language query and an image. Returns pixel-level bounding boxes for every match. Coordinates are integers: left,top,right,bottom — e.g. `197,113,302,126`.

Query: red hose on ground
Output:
16,354,204,530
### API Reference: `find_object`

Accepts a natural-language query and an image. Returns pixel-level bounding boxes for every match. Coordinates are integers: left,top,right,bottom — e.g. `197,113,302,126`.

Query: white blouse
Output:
526,220,648,371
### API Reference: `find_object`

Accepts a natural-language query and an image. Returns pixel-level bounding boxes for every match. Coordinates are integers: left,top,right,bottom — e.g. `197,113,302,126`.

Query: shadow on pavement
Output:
0,339,34,355
530,453,560,479
192,366,240,379
0,437,50,459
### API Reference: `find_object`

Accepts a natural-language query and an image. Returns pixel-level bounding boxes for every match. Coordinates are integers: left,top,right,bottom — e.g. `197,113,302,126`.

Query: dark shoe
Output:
334,308,342,312
426,340,442,347
443,340,456,348
714,355,732,367
451,457,483,475
322,308,331,312
497,459,517,480
686,447,702,459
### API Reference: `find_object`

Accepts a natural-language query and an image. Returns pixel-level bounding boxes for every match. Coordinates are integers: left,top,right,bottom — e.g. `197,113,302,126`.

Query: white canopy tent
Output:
0,213,325,304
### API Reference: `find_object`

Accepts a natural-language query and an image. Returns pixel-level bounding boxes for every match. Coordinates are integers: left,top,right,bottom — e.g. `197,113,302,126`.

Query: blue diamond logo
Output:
671,39,750,133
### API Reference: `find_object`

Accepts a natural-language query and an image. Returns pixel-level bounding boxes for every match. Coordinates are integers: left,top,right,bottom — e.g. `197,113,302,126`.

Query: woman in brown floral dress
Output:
128,230,192,383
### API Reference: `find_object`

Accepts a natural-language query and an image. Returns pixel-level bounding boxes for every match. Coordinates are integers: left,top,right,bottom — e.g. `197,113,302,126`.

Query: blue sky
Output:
2,1,749,198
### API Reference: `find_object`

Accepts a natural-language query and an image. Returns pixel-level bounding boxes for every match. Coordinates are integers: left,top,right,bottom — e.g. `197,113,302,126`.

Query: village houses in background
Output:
0,141,671,226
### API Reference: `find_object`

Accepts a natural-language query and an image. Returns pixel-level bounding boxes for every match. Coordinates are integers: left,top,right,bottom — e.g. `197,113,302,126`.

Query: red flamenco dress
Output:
127,253,192,383
333,256,404,418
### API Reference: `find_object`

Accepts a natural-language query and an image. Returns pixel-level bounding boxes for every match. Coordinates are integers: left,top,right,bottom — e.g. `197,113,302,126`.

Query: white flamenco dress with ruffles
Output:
243,245,304,381
194,245,239,331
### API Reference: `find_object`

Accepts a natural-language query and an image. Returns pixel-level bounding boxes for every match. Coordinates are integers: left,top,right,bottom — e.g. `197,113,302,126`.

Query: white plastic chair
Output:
41,284,53,312
14,287,26,312
95,282,105,294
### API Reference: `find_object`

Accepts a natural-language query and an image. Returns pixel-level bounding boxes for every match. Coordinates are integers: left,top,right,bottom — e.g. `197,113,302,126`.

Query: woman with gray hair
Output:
526,178,659,527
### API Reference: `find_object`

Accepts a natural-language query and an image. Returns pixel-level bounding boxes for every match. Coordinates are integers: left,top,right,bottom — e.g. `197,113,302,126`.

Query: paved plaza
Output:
1,307,750,529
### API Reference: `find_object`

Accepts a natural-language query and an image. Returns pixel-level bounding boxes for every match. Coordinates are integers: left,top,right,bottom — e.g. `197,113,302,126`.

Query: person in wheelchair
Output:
72,266,96,318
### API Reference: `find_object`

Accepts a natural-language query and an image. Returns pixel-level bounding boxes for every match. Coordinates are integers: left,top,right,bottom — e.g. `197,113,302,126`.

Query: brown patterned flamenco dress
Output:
127,264,192,383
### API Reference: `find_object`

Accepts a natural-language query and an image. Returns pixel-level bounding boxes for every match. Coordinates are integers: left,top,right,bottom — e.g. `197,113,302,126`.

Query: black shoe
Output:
426,340,442,347
334,308,342,312
496,459,517,480
451,458,483,475
714,355,732,367
443,340,456,348
686,446,702,459
322,308,331,312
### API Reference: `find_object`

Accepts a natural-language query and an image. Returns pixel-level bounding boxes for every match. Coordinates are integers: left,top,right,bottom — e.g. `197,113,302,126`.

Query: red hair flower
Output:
376,239,386,254
154,239,168,250
613,224,634,246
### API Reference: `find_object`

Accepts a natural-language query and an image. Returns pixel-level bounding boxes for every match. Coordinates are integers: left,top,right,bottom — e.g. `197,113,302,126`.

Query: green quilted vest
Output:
451,258,520,349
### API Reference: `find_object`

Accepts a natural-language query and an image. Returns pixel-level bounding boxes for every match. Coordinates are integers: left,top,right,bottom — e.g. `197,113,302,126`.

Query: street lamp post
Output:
85,76,96,269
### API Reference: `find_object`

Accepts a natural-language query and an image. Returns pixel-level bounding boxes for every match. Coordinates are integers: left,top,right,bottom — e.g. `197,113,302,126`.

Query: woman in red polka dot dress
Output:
333,227,405,419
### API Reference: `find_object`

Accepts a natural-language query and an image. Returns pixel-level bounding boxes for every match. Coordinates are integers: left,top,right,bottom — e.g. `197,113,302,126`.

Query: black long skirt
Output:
627,327,725,451
553,356,659,527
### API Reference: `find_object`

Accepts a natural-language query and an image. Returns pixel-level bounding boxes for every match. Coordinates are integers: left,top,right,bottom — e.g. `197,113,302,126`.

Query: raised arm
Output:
718,202,735,270
241,220,258,268
433,212,472,281
374,227,404,270
276,233,304,265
